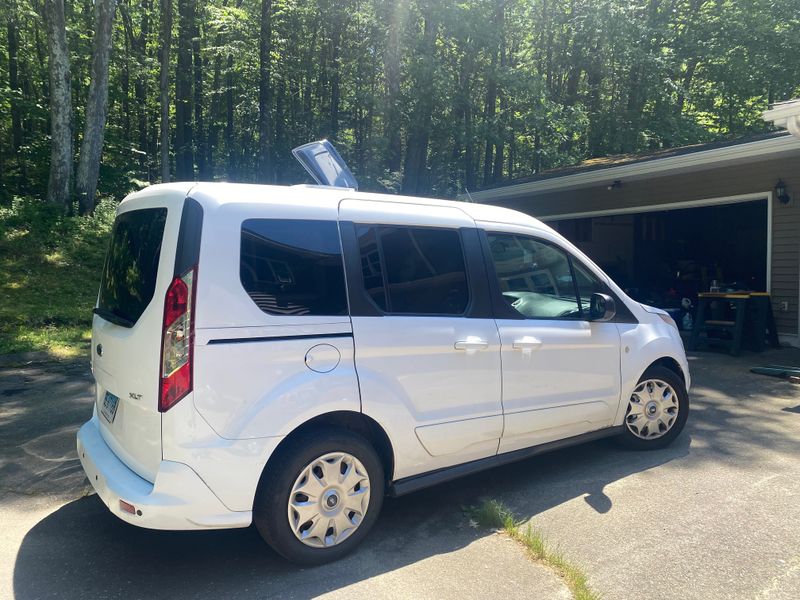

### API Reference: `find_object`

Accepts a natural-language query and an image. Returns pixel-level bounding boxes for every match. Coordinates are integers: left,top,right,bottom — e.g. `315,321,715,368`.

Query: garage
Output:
549,196,770,326
470,128,800,346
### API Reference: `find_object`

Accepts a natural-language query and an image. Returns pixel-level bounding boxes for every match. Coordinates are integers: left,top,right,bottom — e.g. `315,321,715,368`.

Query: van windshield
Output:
97,207,168,326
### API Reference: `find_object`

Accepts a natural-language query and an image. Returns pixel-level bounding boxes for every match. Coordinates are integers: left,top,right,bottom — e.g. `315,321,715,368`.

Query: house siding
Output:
496,154,800,337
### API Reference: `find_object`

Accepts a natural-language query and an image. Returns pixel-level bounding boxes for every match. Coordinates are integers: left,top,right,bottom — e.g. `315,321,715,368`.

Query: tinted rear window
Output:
240,219,348,316
98,208,168,325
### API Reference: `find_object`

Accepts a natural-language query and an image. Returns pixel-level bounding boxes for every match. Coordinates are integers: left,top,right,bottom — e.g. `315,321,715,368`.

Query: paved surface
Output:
2,348,799,599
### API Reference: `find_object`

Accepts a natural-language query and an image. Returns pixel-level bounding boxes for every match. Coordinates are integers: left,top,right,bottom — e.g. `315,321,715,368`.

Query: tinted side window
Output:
240,219,348,316
487,233,580,319
98,207,168,325
356,225,469,315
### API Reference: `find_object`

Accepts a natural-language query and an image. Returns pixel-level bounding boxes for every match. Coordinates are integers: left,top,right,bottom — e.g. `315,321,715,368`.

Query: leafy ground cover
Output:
0,198,115,357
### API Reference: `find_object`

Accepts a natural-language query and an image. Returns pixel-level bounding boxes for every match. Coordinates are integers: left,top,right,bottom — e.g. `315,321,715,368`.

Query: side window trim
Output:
374,228,393,313
564,254,605,320
565,254,586,320
339,220,382,317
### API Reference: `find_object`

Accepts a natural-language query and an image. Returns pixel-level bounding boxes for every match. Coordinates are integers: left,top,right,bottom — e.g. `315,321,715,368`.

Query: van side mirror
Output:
589,293,616,322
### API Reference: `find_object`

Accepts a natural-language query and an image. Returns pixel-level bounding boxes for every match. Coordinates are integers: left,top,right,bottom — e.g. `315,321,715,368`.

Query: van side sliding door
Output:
339,200,503,481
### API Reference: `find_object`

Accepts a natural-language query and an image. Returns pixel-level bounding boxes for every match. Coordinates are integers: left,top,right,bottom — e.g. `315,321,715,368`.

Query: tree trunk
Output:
140,1,150,180
402,6,437,195
175,0,195,180
482,52,497,186
42,0,72,208
383,0,404,173
274,77,285,175
676,58,698,115
492,0,506,183
159,0,173,182
193,23,207,179
76,0,116,214
7,8,23,152
207,46,222,179
257,0,272,183
121,18,130,143
122,0,151,179
586,44,604,157
329,24,340,141
225,52,234,178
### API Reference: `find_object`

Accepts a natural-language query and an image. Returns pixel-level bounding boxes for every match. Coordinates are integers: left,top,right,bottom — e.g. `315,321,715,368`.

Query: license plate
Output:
101,391,119,423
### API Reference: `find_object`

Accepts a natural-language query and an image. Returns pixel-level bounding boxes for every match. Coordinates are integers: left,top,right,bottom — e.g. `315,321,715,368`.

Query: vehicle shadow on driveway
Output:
12,435,690,600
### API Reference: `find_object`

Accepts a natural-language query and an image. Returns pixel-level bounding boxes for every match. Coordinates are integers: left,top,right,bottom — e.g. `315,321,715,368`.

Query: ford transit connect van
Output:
78,179,689,565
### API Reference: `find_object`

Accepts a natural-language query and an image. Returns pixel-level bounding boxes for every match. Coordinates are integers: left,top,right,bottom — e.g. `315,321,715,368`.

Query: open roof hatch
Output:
292,140,359,191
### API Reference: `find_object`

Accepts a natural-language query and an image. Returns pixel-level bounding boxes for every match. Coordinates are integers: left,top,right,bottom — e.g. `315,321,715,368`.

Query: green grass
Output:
469,500,601,600
0,197,116,358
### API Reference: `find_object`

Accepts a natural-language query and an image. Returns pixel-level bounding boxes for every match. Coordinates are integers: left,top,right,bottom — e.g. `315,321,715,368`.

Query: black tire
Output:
253,428,385,565
618,365,689,450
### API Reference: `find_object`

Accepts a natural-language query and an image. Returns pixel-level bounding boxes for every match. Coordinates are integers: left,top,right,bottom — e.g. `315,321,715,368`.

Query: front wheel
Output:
253,429,385,565
619,365,689,450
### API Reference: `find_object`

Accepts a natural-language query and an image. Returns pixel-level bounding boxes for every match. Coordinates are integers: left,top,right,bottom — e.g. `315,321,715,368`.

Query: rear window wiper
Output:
93,307,135,328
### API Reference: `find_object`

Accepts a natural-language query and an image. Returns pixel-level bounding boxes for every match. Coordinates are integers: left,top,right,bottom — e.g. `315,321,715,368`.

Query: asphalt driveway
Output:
1,348,799,599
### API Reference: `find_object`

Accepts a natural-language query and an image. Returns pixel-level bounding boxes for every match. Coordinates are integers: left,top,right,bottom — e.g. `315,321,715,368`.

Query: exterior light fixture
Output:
607,180,622,191
775,179,790,204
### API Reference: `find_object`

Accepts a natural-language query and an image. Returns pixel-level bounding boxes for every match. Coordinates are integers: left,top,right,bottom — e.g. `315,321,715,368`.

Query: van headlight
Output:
657,313,679,331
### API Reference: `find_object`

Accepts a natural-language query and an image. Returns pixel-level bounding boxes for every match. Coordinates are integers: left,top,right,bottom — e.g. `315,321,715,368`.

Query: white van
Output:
78,178,689,565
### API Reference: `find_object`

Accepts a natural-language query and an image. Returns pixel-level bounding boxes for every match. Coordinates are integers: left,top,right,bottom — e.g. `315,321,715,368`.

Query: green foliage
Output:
3,0,798,204
0,197,115,356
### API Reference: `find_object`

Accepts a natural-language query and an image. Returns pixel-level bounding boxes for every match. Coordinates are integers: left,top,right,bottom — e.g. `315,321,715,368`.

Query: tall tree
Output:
175,0,195,180
383,0,404,173
193,19,207,179
159,0,173,182
402,3,438,195
76,0,117,214
7,4,22,152
257,0,272,182
42,0,72,207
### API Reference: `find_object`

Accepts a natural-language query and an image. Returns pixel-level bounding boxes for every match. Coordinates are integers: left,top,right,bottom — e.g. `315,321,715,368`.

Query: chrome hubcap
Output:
287,452,371,548
625,379,680,440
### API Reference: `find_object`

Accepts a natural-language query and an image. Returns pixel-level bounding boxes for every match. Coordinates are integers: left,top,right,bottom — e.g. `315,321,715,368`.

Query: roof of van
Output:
123,182,549,231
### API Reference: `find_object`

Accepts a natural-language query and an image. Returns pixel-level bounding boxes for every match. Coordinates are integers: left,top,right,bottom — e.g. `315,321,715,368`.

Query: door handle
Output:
454,337,489,351
513,336,543,351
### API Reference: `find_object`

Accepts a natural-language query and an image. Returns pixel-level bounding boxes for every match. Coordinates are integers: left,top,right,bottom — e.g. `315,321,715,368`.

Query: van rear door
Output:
91,189,189,482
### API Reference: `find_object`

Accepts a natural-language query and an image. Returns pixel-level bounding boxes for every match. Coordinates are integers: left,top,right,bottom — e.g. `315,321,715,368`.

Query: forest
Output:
1,0,800,212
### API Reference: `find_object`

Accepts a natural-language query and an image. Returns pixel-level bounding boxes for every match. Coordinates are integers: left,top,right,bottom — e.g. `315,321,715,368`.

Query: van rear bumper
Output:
77,416,252,530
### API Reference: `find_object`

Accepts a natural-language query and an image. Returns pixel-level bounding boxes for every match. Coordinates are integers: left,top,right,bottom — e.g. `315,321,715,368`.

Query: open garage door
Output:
549,197,769,321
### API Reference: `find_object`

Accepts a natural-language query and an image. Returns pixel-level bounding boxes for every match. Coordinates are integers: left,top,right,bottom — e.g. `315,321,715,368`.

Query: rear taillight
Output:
159,268,196,412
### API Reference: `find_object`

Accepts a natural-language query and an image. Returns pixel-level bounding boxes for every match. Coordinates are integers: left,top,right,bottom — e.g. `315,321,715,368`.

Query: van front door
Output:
339,200,503,480
480,229,622,454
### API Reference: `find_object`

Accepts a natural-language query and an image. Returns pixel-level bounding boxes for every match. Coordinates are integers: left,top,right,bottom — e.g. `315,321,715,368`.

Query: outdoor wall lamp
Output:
775,179,791,204
607,180,622,190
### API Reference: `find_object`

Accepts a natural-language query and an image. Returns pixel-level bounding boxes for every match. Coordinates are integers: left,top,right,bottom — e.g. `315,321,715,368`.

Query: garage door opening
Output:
551,198,769,313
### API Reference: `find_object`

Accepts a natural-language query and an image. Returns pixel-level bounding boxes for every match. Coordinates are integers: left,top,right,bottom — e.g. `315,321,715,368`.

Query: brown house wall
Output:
498,154,800,337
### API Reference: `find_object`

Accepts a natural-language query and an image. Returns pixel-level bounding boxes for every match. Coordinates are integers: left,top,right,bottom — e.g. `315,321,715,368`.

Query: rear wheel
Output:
619,365,689,450
253,429,385,565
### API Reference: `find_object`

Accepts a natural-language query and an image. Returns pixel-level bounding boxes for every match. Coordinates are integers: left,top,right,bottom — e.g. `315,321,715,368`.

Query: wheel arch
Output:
256,410,395,507
646,356,686,384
